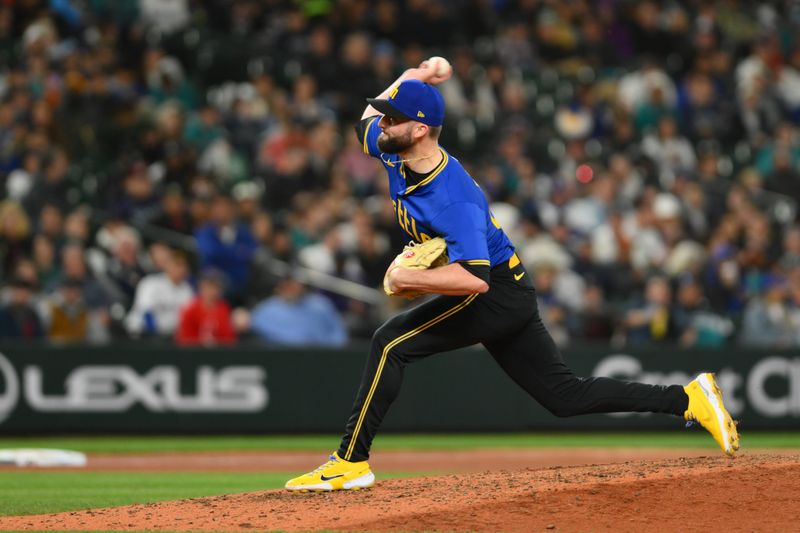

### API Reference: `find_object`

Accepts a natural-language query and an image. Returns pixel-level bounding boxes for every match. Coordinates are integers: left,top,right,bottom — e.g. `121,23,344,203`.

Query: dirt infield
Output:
1,451,799,532
79,447,721,472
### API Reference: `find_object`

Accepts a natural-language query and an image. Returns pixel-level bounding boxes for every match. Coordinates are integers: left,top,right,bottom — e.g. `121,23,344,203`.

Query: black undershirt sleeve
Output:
354,116,379,143
457,261,490,283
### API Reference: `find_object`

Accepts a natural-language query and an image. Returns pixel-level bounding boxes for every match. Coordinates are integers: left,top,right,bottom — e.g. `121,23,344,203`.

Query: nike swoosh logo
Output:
320,474,344,481
514,272,525,281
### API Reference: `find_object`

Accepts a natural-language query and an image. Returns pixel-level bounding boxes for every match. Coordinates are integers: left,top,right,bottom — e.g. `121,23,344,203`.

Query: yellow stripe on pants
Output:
344,293,480,460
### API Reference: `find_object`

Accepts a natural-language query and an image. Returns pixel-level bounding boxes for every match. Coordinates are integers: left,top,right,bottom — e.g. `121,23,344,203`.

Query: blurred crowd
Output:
3,0,800,348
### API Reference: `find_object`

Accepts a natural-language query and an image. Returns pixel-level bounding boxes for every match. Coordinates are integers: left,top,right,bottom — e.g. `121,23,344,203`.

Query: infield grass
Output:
0,431,798,453
0,472,285,516
0,471,426,516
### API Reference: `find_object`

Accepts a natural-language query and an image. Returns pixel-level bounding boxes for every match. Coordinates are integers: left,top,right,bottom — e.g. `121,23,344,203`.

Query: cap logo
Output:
389,85,399,100
417,111,425,118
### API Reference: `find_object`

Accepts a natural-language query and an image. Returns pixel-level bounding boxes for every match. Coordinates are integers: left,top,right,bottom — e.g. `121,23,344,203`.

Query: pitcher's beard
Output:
378,132,414,153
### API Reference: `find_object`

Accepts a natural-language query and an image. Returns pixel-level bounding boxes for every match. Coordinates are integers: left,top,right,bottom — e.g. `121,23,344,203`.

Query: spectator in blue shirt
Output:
194,194,257,303
248,276,347,347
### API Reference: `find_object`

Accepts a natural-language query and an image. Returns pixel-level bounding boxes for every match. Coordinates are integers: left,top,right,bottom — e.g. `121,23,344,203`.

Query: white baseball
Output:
427,56,452,77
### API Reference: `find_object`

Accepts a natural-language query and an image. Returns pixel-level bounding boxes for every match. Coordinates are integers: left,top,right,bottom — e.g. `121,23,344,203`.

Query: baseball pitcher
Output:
285,58,739,492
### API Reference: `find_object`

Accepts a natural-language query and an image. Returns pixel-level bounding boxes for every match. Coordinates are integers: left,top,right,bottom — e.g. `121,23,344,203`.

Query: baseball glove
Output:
383,237,449,298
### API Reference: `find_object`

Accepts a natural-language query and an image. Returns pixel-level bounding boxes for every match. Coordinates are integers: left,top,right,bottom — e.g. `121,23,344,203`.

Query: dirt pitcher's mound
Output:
2,452,798,532
74,447,721,472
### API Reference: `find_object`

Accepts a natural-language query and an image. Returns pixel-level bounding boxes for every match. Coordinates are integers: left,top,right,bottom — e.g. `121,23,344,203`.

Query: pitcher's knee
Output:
371,322,401,350
537,377,590,417
369,322,408,362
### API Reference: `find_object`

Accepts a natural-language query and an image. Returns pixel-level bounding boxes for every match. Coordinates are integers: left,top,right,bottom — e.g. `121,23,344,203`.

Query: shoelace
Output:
310,455,338,474
685,409,697,427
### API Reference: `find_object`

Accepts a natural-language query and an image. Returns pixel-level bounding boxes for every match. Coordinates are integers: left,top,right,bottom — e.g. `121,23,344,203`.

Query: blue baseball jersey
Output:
361,116,515,268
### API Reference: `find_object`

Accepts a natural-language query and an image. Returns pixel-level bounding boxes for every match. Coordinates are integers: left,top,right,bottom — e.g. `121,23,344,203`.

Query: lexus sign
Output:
0,354,20,424
0,351,267,425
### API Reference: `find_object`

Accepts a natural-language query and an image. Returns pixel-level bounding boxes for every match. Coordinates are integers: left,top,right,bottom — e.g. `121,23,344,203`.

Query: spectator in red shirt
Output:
176,269,236,345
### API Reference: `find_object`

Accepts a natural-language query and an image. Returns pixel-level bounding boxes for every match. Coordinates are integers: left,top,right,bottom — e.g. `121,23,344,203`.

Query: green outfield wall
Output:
0,343,797,432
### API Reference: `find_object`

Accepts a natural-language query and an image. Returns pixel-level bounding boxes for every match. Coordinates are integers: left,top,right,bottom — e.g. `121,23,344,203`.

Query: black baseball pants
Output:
337,254,689,462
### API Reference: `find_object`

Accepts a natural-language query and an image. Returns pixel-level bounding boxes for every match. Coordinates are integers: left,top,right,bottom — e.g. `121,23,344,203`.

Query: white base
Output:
0,449,87,467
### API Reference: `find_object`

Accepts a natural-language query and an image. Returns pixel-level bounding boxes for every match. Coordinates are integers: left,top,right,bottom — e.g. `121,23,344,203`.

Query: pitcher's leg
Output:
483,317,688,417
336,318,412,462
339,293,482,461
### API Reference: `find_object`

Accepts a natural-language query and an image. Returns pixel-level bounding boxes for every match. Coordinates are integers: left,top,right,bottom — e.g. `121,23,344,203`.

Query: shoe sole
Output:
285,471,375,492
697,373,738,456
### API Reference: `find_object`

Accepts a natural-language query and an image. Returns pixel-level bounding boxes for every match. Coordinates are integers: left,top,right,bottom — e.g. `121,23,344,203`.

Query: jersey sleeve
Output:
459,262,490,282
354,116,382,159
430,202,491,267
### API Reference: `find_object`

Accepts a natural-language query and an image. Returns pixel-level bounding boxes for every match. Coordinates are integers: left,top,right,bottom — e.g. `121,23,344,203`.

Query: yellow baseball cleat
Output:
684,373,740,456
285,452,375,492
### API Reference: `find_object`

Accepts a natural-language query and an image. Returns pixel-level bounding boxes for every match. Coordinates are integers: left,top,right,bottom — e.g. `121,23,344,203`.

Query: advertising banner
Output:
0,344,797,432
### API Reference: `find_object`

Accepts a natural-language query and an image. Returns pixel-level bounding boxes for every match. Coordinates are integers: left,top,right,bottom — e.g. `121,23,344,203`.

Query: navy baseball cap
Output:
367,79,445,127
